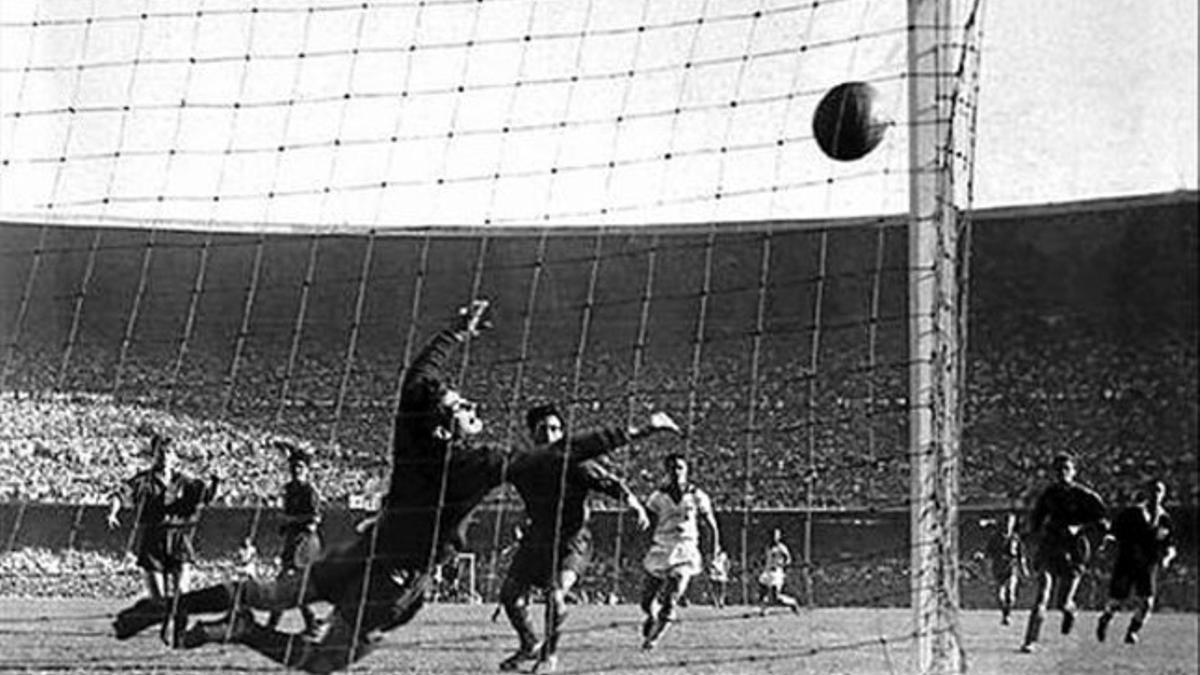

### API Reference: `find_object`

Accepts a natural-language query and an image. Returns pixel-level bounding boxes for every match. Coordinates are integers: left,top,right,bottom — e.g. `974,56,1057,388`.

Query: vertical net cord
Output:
479,0,542,597
314,2,371,226
111,230,156,395
612,234,658,599
223,232,320,647
802,230,830,607
0,226,47,392
484,231,549,601
711,0,766,605
55,230,102,392
422,233,491,594
41,0,97,216
351,232,432,655
220,235,265,415
686,227,716,587
550,232,605,599
328,230,377,447
739,231,772,610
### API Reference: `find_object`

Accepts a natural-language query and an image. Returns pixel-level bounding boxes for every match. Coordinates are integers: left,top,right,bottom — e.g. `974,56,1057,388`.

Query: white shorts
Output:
643,541,702,579
758,568,786,589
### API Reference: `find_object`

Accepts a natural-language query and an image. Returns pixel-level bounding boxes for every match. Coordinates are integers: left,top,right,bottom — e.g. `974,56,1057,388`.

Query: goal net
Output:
0,0,983,672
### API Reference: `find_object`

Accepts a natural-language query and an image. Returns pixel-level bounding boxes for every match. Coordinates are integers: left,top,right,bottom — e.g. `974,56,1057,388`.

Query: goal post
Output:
908,0,981,672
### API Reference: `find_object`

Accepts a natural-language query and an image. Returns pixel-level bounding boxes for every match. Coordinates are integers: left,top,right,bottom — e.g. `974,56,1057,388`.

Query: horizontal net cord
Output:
0,2,874,77
25,128,901,207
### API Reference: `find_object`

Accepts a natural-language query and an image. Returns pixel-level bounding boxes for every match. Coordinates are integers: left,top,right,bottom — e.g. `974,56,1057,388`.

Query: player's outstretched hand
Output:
647,411,682,436
456,299,491,337
106,513,120,530
632,502,651,531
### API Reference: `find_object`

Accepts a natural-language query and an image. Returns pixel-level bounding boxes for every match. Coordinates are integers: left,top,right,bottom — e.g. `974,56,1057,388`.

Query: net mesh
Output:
0,0,985,672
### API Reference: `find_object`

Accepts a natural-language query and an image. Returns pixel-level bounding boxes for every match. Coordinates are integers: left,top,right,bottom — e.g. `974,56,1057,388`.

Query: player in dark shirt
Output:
265,442,324,636
113,300,679,673
498,403,657,673
1019,453,1108,653
976,512,1028,625
1095,480,1177,645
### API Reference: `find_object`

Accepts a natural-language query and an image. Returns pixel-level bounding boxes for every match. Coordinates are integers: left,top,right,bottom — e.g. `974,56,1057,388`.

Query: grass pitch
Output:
0,599,1195,674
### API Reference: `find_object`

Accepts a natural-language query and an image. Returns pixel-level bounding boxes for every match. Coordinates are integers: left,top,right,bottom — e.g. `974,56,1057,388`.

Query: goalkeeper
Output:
113,300,681,673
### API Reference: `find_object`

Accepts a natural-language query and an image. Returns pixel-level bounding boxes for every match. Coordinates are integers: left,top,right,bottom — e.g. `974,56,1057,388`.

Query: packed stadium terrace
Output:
0,193,1196,511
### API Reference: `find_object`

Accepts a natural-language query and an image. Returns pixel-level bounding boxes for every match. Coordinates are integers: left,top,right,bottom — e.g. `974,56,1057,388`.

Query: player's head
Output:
1051,453,1076,484
148,434,175,472
525,403,564,445
437,388,483,439
663,452,688,487
1145,479,1167,506
772,528,782,543
288,452,311,481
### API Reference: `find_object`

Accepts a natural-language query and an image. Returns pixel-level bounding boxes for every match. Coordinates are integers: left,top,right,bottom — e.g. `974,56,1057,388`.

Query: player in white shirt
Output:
758,528,800,615
639,453,722,649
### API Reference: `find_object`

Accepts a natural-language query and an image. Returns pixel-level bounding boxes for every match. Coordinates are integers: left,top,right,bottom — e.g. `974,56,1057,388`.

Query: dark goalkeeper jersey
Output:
511,457,633,547
1111,505,1174,569
1028,481,1107,545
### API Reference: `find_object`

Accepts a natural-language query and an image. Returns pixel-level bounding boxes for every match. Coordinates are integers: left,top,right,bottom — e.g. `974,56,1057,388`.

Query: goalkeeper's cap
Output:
1052,453,1075,468
526,403,562,434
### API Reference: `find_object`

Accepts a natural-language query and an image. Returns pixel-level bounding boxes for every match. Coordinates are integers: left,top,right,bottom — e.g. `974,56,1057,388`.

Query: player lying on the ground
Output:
499,403,653,673
1020,453,1108,653
112,300,682,674
639,453,722,650
1096,479,1176,645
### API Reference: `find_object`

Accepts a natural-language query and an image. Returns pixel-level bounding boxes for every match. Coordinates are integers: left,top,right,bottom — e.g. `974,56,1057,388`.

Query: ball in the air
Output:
812,81,889,161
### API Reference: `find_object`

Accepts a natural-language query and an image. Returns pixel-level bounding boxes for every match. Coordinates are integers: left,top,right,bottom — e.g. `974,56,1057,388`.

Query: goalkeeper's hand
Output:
647,411,682,436
455,299,492,337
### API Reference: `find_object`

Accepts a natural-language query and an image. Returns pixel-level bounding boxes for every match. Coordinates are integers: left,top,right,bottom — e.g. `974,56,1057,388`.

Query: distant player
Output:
1019,453,1108,653
113,300,679,673
498,403,656,673
107,433,218,641
265,442,324,637
706,549,730,608
1096,480,1176,645
639,453,722,650
977,512,1028,625
757,528,801,615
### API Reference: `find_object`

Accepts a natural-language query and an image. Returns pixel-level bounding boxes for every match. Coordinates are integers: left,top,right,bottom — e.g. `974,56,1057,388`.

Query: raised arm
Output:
575,461,649,529
550,411,683,464
393,300,490,452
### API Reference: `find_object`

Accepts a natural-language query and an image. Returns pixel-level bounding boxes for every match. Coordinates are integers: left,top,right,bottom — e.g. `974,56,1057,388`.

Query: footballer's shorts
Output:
135,524,195,573
643,540,702,580
1107,560,1157,600
758,567,786,590
1032,534,1090,578
507,529,593,589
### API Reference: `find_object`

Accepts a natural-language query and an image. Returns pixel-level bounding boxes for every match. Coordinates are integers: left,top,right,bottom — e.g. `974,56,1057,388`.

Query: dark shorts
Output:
1108,560,1157,600
280,529,323,572
507,529,593,590
135,525,195,573
1033,534,1090,578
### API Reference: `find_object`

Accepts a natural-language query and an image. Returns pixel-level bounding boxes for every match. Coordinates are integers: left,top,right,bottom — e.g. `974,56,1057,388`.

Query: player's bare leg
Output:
998,575,1018,625
1020,571,1054,652
1058,572,1083,635
1125,595,1153,644
639,575,666,649
499,576,541,671
644,574,687,648
534,569,579,673
1096,598,1119,642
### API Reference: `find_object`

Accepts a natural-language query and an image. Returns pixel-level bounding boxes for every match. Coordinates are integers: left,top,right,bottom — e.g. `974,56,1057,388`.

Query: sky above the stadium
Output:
0,0,1195,228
